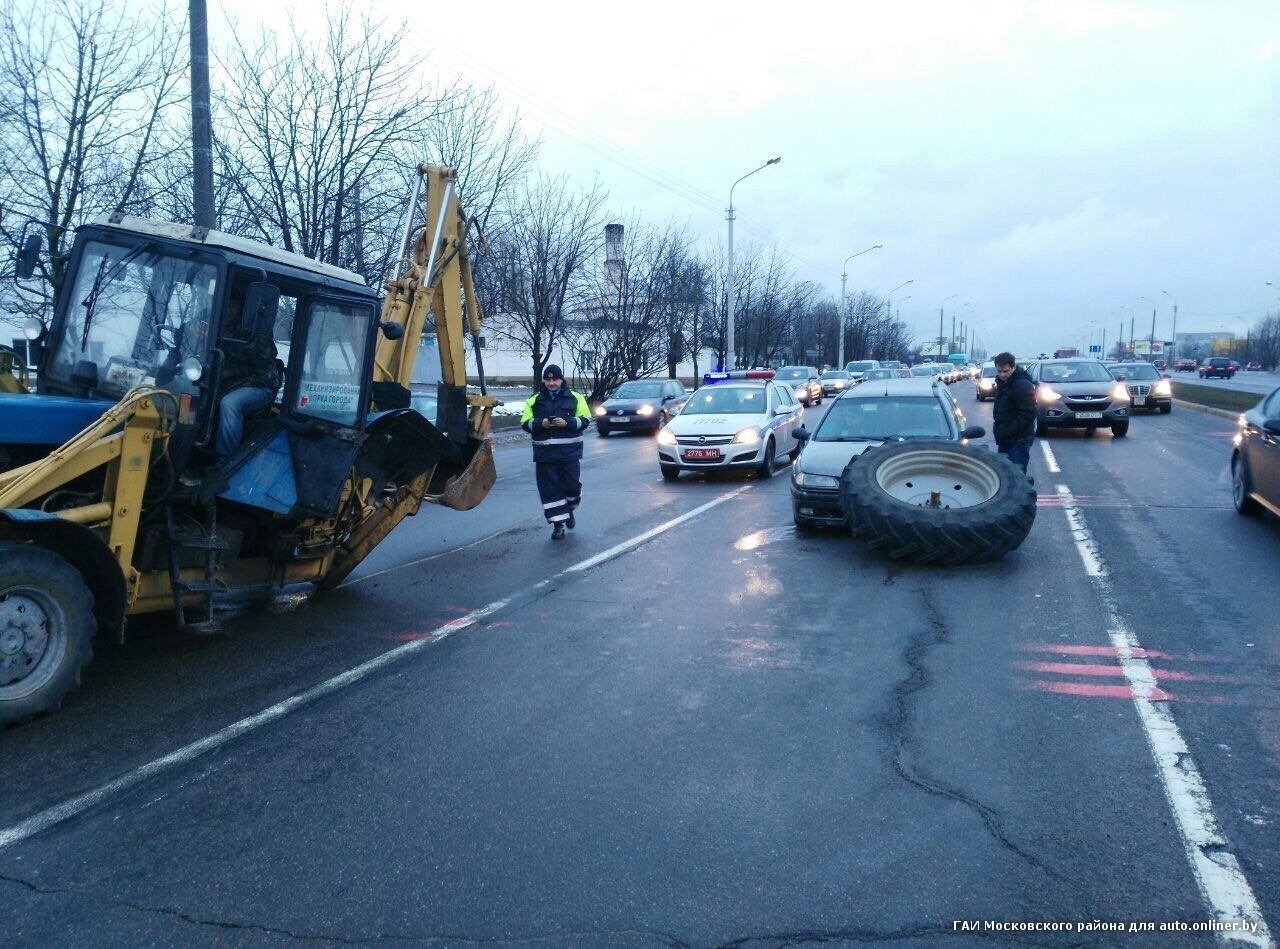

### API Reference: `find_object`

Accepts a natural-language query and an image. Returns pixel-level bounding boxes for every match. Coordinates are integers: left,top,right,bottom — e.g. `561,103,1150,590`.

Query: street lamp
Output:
936,293,958,359
1162,289,1178,362
839,244,883,369
725,156,781,369
1140,295,1158,359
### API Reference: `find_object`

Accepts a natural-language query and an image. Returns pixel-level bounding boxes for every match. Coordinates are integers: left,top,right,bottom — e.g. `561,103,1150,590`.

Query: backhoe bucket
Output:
428,436,495,511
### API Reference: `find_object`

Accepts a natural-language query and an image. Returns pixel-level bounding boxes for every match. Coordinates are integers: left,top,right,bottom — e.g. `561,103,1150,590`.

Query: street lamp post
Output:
725,157,781,370
839,244,883,369
878,279,912,361
1140,295,1157,361
937,294,958,361
1162,290,1178,363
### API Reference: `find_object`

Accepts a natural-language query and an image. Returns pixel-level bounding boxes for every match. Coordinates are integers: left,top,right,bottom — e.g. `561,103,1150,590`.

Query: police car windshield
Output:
613,382,663,399
816,397,950,441
683,385,767,414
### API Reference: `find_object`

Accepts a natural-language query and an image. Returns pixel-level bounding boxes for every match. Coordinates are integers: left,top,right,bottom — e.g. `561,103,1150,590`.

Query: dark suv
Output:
1200,357,1236,379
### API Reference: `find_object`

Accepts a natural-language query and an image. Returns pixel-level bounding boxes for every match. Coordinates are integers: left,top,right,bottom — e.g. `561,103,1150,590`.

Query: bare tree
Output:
216,11,443,283
0,0,185,316
564,219,701,402
422,82,540,238
480,174,606,383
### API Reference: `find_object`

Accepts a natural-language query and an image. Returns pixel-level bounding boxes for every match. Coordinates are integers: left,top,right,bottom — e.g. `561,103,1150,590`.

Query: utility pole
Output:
189,0,215,230
950,315,956,356
938,308,944,362
1118,322,1123,358
839,269,847,370
1149,307,1157,361
1130,317,1135,355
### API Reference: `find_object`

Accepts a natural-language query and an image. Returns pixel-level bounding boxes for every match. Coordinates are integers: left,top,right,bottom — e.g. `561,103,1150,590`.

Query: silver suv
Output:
1030,359,1131,437
790,378,984,528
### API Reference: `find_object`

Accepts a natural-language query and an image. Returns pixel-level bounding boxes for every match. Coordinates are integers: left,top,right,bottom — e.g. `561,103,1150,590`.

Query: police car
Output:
656,371,804,480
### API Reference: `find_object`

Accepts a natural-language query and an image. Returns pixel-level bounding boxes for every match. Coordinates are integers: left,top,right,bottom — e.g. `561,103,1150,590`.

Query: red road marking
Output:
1021,680,1175,701
1016,661,1243,683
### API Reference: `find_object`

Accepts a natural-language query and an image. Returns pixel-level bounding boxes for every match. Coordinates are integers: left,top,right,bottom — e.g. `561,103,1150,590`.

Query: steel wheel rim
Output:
874,449,1001,509
0,585,69,700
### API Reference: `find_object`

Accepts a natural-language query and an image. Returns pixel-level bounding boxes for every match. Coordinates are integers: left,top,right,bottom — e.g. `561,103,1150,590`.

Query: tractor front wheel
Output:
0,544,96,726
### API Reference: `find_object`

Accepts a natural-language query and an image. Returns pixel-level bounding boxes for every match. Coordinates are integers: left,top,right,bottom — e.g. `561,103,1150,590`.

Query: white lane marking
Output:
564,486,749,574
0,489,746,852
1055,487,1272,945
1040,440,1061,473
0,599,509,852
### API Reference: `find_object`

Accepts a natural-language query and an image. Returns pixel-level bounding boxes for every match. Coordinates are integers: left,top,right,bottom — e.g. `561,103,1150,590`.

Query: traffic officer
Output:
520,365,592,539
992,351,1037,475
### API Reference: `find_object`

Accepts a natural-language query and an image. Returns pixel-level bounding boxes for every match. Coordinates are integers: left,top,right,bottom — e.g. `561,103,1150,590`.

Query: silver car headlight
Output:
794,471,838,488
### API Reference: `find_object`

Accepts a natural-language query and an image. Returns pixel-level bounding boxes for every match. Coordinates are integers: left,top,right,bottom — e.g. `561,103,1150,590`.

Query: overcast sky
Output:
222,0,1280,357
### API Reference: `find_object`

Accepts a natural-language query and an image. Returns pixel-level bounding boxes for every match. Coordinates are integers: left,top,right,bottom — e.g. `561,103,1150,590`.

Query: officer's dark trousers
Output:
535,459,581,523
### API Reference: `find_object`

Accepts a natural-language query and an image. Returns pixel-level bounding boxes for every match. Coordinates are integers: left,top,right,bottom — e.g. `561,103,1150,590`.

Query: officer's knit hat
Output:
542,364,564,380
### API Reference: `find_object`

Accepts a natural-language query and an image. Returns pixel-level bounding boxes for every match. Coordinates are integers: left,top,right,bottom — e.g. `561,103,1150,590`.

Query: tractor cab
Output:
22,216,405,512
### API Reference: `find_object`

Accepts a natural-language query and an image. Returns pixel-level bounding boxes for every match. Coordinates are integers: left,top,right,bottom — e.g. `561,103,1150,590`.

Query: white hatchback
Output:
656,374,803,480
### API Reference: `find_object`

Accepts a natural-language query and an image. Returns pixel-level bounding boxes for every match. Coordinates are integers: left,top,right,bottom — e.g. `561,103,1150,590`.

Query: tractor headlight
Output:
22,317,44,341
181,356,204,382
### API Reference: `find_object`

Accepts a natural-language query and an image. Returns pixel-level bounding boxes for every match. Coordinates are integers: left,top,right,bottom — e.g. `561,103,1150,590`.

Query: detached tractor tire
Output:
0,543,97,725
840,440,1036,565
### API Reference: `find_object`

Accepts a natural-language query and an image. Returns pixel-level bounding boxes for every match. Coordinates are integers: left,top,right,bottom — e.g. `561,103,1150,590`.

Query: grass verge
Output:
1170,381,1262,414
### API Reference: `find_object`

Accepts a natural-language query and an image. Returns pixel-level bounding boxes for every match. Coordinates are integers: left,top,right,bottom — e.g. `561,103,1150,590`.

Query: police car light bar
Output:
702,370,776,384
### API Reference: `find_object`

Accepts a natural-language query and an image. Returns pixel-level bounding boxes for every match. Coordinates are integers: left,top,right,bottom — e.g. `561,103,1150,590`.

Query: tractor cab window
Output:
295,300,371,426
51,240,217,396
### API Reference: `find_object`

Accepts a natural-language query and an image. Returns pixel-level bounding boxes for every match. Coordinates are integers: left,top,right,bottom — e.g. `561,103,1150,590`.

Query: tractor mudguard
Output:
0,509,128,635
359,409,462,490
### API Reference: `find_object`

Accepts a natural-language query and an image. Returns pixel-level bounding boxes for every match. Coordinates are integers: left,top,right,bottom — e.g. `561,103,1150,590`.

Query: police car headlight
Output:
594,405,606,417
636,404,654,416
656,428,677,445
732,426,761,445
794,471,838,488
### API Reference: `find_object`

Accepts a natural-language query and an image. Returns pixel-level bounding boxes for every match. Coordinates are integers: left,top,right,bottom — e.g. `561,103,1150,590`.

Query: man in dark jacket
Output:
991,351,1036,475
520,364,592,539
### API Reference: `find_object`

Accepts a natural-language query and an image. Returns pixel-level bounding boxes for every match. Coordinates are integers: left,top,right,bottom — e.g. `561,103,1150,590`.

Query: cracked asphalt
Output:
1,383,1277,946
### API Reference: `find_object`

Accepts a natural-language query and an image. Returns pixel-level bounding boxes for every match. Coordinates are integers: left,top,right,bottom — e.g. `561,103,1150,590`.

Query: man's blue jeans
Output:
216,386,273,459
999,439,1033,474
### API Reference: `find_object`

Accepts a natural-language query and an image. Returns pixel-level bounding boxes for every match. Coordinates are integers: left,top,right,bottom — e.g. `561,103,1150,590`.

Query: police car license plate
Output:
1133,396,1146,406
684,448,720,459
1076,411,1103,419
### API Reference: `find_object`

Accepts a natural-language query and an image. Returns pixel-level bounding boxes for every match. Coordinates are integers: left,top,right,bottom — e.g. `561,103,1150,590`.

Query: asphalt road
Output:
1,382,1277,946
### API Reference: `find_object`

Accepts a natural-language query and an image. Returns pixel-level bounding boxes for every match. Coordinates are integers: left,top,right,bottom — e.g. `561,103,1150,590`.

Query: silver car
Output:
1030,358,1131,437
790,378,984,528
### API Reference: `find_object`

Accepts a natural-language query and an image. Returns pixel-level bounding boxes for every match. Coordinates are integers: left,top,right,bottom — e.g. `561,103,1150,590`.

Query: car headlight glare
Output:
594,405,606,417
657,428,677,445
794,386,806,397
1155,380,1171,395
1038,385,1060,403
835,381,845,389
795,471,838,488
1111,384,1131,401
732,426,761,445
637,404,654,416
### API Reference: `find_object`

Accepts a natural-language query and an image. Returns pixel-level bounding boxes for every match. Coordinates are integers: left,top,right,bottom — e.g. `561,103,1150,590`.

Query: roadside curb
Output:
1172,399,1241,421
